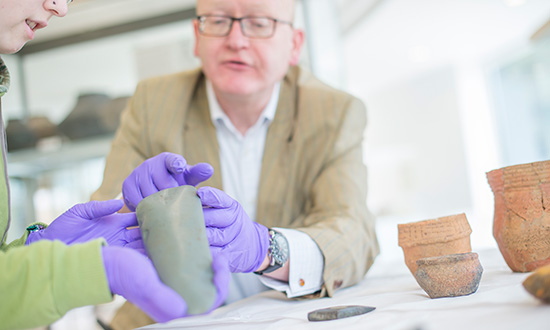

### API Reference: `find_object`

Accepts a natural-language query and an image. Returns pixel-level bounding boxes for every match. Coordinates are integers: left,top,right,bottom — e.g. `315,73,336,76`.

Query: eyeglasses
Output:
196,15,293,39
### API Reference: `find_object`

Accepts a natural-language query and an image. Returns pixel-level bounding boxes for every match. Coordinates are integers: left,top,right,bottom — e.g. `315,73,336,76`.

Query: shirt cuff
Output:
259,227,324,298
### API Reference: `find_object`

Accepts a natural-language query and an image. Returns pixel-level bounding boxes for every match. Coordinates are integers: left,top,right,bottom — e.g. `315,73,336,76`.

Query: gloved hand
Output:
197,187,270,273
102,246,186,322
26,200,144,254
205,247,231,313
122,152,214,211
102,246,230,322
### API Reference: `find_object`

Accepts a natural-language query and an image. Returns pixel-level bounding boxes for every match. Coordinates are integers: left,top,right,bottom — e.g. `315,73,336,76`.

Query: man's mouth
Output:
224,60,251,68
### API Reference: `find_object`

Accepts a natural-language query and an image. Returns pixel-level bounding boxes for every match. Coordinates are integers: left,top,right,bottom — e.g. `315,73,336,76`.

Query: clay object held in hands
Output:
136,185,216,315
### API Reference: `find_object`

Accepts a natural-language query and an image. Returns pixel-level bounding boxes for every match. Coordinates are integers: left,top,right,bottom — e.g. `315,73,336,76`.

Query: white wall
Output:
340,0,550,250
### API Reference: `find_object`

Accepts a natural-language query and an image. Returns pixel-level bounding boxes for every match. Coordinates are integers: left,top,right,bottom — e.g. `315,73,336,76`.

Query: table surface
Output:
140,246,550,330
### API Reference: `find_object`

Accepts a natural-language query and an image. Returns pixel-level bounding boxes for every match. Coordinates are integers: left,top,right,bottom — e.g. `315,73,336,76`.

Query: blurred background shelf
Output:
7,135,113,178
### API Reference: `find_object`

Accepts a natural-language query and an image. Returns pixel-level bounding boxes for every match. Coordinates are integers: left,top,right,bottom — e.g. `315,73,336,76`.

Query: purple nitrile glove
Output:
102,246,230,322
26,200,145,254
197,187,270,273
205,246,231,313
102,246,187,323
122,152,214,211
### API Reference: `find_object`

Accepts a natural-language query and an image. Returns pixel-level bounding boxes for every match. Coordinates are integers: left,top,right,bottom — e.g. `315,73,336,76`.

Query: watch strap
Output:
255,263,281,275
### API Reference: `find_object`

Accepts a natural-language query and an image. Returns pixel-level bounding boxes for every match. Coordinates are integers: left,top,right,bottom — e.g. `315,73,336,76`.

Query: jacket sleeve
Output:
295,97,380,297
0,239,113,330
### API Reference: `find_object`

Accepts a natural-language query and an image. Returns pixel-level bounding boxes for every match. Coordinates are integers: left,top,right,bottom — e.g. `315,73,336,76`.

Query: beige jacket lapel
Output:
256,68,298,228
184,74,223,191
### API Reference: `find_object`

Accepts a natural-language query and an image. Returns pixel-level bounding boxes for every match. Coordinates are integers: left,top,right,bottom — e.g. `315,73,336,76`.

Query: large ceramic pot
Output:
487,160,550,272
398,213,472,275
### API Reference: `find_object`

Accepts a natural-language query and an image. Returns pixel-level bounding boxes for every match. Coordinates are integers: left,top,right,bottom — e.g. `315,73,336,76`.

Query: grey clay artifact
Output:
136,185,216,315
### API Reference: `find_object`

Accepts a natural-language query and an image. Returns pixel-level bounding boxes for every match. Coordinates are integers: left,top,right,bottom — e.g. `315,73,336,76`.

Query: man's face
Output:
194,0,304,98
0,0,68,54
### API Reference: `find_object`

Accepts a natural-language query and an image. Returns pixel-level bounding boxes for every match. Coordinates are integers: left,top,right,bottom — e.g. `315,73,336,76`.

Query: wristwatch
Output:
254,229,289,275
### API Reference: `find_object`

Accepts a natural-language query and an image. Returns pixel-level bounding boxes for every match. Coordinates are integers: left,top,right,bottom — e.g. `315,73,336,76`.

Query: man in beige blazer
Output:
92,0,379,327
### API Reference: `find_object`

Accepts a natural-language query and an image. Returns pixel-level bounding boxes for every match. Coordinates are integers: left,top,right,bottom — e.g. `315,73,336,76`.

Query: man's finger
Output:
165,153,187,175
197,187,234,208
183,163,214,186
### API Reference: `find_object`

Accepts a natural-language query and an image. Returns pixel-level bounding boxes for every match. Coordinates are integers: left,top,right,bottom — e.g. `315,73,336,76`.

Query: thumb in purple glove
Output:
102,246,187,323
26,200,144,254
197,187,270,273
122,152,214,211
206,247,231,313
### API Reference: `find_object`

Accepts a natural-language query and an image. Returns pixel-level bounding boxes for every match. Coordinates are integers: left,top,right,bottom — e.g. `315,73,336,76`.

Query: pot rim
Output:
398,213,472,247
415,252,479,266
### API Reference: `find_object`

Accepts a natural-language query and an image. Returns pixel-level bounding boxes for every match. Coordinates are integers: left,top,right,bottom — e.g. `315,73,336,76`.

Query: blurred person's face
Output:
0,0,69,54
194,0,304,99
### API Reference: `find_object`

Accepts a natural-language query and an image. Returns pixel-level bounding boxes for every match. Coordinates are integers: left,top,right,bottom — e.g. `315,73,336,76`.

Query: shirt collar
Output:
0,58,10,98
207,79,280,130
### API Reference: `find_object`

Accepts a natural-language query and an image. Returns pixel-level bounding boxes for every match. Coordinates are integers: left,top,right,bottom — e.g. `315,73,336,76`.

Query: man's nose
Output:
45,0,69,17
226,20,250,48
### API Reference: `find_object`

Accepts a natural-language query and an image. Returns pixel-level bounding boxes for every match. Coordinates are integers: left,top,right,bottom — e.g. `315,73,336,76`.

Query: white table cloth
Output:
140,245,549,330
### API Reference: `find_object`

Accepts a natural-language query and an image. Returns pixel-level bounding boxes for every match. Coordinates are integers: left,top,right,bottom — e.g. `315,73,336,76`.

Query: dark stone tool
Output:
307,305,375,321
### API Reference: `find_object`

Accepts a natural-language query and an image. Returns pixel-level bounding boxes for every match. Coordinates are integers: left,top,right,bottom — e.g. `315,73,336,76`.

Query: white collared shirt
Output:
206,80,324,303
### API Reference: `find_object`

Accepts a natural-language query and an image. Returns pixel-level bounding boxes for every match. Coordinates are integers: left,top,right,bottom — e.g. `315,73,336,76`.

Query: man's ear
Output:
289,29,305,66
193,19,201,57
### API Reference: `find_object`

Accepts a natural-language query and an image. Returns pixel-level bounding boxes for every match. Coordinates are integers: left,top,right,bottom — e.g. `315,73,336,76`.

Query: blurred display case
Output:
6,135,112,243
490,40,550,166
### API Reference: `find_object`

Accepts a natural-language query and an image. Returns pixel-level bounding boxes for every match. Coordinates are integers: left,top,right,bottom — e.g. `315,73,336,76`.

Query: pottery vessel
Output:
487,160,550,272
398,213,472,275
414,252,483,298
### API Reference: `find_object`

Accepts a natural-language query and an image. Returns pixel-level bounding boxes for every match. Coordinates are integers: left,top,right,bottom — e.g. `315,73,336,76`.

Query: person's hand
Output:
197,187,270,273
205,247,231,313
26,200,144,253
102,246,230,322
122,152,214,211
102,246,186,323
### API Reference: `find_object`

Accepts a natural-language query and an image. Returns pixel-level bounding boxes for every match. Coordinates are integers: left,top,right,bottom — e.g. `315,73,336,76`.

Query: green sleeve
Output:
0,222,48,252
0,239,113,330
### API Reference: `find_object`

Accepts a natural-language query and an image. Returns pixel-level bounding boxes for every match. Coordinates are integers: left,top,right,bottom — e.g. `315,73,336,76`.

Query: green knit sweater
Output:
0,57,113,329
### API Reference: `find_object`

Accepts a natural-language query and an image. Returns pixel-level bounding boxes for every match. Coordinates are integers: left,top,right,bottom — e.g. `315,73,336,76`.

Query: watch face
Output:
271,232,289,265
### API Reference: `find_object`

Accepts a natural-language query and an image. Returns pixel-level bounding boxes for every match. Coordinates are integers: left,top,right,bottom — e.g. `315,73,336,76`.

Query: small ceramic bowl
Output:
414,252,483,298
398,213,472,275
